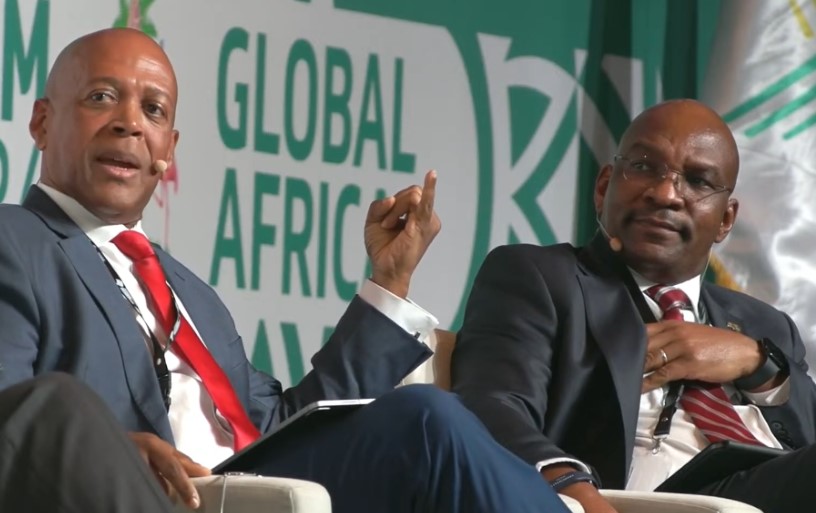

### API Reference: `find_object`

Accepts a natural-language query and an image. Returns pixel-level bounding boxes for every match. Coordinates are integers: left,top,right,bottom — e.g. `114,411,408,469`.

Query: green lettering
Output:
2,0,48,121
284,40,317,161
280,322,305,384
0,140,8,202
316,182,329,298
19,143,39,202
217,27,249,149
322,47,352,164
251,172,280,290
391,58,415,173
209,168,246,288
254,32,280,155
282,178,313,296
352,55,386,169
322,325,334,346
251,320,274,375
333,184,360,301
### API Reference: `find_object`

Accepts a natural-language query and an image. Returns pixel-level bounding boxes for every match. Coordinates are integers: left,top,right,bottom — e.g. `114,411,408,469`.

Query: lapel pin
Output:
726,321,742,332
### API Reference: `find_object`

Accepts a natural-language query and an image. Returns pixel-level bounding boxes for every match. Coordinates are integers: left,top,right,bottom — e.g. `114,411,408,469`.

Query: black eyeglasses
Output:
613,155,732,202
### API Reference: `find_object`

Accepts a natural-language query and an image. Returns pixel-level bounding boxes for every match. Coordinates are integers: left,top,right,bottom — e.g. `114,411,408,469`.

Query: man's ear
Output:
715,197,739,243
167,129,179,161
167,130,179,158
29,98,50,150
594,165,613,216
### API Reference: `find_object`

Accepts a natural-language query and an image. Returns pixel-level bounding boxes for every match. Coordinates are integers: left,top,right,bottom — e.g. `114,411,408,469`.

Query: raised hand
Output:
364,170,441,298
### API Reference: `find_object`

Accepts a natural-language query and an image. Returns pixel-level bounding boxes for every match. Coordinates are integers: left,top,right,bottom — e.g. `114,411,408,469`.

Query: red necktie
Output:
112,230,260,451
645,285,762,446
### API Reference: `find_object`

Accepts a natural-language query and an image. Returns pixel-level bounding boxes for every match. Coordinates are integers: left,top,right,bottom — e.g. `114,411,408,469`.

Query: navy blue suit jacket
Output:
453,234,816,489
0,187,431,444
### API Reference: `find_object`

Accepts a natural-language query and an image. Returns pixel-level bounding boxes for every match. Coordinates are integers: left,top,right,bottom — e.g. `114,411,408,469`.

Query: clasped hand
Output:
641,321,764,393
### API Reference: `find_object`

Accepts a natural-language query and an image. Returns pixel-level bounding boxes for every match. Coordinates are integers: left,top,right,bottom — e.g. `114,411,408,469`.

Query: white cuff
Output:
358,280,438,343
535,457,593,475
742,377,791,405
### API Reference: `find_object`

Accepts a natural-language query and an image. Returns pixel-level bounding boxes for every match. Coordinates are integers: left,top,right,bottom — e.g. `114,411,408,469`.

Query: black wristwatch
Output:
734,337,789,390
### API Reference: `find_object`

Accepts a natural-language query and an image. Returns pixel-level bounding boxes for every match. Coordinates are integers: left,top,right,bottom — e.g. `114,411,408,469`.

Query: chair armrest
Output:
171,475,331,513
600,490,761,513
559,494,585,512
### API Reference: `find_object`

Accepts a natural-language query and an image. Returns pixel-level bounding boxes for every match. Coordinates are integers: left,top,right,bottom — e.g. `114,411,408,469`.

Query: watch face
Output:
734,337,789,391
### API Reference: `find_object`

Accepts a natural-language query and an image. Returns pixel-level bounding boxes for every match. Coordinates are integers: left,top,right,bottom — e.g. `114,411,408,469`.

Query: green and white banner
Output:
0,0,721,387
707,0,816,375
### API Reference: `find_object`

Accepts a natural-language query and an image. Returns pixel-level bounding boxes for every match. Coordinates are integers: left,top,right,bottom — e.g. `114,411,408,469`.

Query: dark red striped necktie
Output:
645,285,762,446
112,230,260,451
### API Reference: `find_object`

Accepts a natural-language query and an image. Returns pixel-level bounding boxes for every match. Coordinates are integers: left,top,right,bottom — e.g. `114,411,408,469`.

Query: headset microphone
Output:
153,159,168,175
596,215,623,252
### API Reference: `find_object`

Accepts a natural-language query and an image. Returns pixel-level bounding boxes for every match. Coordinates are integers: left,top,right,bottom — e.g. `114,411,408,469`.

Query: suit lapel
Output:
576,235,649,471
23,187,174,440
701,284,745,333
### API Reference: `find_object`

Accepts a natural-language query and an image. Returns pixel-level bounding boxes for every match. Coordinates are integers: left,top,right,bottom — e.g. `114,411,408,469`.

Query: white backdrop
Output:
0,0,695,386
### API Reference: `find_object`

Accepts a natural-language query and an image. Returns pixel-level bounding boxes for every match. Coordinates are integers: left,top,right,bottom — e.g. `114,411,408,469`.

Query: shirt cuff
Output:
742,377,791,405
358,280,438,343
535,457,593,476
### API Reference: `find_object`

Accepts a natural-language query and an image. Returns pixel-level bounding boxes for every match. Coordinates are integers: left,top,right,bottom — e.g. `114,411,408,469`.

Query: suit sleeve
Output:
752,310,816,449
247,296,432,434
0,229,40,387
452,245,572,466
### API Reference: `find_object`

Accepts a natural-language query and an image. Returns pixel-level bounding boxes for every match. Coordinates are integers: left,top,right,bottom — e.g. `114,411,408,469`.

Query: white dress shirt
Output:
538,270,789,491
626,271,788,491
37,183,438,468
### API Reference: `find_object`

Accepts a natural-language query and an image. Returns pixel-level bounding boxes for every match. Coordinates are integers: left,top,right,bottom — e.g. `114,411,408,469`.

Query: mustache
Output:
624,209,691,239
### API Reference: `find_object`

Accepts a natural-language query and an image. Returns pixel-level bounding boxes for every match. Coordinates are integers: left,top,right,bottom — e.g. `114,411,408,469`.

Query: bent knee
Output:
382,384,473,425
28,372,93,403
387,384,458,409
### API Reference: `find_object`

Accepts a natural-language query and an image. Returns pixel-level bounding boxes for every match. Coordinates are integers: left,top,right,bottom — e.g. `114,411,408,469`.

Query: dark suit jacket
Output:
452,234,816,489
0,187,431,444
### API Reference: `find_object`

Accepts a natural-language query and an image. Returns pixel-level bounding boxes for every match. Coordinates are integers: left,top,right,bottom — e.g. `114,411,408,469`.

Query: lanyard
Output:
652,381,683,453
94,244,180,410
649,302,707,452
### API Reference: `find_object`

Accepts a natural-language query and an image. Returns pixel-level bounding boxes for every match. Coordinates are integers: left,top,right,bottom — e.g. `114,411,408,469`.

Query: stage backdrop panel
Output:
1,0,729,387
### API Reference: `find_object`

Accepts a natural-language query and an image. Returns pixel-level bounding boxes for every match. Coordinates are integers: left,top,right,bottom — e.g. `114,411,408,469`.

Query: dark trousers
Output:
252,385,569,513
0,373,173,513
697,443,816,513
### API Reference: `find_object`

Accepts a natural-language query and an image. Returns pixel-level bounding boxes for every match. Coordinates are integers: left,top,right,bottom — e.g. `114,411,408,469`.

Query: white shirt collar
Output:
629,267,702,320
36,182,147,245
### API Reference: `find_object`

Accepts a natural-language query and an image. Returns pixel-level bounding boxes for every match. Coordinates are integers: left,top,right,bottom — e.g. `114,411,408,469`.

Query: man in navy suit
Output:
0,28,570,513
453,100,816,513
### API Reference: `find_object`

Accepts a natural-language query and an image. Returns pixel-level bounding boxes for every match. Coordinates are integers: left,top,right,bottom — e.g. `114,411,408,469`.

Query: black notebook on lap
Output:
212,398,374,474
655,440,788,494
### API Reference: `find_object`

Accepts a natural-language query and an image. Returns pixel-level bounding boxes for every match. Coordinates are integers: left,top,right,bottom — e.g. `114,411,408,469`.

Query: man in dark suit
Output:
453,99,816,513
0,373,176,512
0,28,571,513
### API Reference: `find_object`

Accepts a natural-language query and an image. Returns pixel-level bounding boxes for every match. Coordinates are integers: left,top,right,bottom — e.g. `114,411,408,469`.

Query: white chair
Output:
181,476,759,513
175,329,762,513
425,329,762,513
177,475,330,513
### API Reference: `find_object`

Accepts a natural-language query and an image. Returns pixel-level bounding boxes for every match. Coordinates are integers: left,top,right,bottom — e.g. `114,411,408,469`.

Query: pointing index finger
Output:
417,169,437,218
